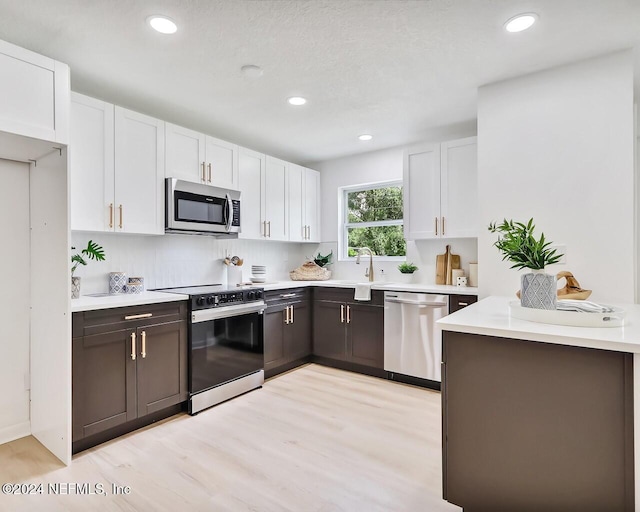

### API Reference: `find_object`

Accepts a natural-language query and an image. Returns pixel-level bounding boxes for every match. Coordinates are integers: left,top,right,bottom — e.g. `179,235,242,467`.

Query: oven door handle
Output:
191,301,266,323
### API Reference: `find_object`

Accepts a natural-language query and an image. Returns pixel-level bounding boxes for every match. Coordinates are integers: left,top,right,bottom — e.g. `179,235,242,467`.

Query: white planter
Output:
521,270,556,310
397,272,416,284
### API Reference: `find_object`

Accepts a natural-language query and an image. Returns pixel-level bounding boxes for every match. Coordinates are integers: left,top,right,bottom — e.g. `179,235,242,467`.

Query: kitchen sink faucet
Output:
356,247,375,282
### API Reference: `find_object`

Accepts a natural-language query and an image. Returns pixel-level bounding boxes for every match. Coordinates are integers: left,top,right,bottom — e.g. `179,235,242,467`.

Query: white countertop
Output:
437,295,640,353
260,279,478,295
72,291,189,312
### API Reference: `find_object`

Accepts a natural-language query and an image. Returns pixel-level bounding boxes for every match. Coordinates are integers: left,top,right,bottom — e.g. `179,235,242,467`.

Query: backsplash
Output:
71,232,315,295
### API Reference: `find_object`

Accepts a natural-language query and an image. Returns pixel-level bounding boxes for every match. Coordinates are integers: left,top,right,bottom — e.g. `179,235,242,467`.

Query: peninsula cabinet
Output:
70,92,165,235
313,288,384,375
404,136,477,240
0,38,69,144
264,288,311,378
72,302,188,452
165,122,239,190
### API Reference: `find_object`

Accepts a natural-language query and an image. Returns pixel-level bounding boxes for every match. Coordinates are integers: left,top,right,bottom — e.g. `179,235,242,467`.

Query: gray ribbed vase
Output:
520,270,556,310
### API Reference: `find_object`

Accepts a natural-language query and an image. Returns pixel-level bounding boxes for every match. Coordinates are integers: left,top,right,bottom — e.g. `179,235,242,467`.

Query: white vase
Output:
521,270,556,310
71,276,81,299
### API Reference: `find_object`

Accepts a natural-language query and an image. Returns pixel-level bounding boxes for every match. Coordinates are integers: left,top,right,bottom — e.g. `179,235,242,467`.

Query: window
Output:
340,181,406,260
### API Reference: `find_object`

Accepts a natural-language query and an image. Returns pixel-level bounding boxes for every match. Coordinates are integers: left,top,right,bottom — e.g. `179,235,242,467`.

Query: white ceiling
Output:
0,0,638,165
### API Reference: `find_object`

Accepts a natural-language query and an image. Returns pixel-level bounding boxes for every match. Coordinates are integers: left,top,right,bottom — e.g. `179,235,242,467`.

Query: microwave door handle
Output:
225,193,233,231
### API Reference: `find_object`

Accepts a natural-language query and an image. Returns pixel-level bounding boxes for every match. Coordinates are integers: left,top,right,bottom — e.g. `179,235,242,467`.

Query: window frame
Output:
338,179,406,262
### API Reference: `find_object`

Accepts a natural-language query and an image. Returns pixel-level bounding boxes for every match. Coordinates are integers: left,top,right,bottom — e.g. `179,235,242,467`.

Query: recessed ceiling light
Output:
147,15,178,34
241,65,263,78
504,13,538,33
358,134,373,141
288,97,307,106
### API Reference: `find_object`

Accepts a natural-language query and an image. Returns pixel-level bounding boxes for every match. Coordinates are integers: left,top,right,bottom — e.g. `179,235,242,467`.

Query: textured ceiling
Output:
0,0,638,165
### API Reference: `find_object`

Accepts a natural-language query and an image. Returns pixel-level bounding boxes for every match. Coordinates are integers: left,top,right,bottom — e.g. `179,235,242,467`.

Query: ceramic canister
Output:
109,272,127,294
127,277,144,294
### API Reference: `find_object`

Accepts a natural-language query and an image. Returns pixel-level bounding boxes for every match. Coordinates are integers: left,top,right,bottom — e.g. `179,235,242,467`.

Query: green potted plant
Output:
488,218,563,309
71,240,106,299
397,262,419,283
313,251,333,268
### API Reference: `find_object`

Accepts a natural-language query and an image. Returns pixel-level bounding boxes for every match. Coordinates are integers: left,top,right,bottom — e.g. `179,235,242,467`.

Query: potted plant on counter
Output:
71,240,106,299
397,262,419,283
488,218,563,310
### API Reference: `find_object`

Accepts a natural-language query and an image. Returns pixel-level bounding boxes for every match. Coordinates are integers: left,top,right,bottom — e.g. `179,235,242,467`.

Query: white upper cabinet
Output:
264,156,289,241
303,167,321,243
70,93,165,235
165,122,238,189
70,93,115,232
114,107,165,235
288,164,305,242
404,136,477,240
0,38,69,144
238,147,266,240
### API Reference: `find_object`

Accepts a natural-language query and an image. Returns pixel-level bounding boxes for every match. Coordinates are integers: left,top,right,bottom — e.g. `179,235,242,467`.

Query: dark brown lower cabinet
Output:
442,331,634,512
313,288,384,373
72,302,188,449
264,289,311,378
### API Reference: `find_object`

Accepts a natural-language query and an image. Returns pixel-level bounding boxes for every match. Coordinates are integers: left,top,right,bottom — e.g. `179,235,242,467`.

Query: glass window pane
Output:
347,186,403,223
347,225,406,257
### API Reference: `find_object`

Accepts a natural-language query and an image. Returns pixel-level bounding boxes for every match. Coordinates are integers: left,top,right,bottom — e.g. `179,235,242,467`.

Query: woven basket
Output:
289,262,332,281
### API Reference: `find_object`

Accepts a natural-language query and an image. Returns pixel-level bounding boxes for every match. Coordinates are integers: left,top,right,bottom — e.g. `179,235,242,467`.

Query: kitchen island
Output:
437,296,640,512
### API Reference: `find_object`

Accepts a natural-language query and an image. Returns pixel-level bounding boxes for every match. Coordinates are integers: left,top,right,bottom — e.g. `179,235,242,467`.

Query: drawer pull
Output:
124,313,153,320
280,293,296,298
458,302,468,306
131,332,136,361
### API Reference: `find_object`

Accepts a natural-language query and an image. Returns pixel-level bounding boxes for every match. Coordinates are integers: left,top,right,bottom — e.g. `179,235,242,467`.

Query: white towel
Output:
354,283,372,301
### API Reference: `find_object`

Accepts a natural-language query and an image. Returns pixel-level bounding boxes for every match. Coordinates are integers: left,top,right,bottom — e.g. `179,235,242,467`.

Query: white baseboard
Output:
0,421,31,446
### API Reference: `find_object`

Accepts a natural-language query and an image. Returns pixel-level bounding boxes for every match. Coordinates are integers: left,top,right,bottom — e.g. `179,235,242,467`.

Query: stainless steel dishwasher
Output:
384,291,449,383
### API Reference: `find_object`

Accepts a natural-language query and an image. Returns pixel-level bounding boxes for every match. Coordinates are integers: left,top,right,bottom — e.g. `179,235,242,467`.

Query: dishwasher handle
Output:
385,298,447,307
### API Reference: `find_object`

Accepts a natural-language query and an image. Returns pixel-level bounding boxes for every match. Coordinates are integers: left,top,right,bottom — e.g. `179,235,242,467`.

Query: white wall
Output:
314,141,478,284
478,50,635,303
0,159,30,445
71,233,312,295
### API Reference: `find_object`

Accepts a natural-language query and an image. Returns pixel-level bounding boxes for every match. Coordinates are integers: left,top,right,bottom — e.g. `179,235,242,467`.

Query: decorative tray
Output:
509,301,625,328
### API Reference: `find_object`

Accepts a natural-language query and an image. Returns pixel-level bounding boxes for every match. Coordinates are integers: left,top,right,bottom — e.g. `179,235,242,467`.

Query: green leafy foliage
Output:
487,218,563,271
71,240,106,276
314,251,333,268
398,262,418,274
346,186,406,257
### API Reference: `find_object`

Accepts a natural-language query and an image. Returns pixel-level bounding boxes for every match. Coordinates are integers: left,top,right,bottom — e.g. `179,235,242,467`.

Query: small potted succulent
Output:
488,218,563,310
397,262,419,283
71,240,106,299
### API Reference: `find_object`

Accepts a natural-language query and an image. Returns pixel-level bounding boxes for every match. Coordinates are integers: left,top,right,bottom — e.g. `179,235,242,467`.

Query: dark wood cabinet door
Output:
286,300,311,361
136,320,188,418
448,294,477,314
347,304,384,369
313,301,347,361
72,329,137,441
264,303,288,371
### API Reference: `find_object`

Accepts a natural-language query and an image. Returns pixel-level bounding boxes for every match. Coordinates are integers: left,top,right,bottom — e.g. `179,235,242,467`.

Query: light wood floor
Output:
0,364,460,511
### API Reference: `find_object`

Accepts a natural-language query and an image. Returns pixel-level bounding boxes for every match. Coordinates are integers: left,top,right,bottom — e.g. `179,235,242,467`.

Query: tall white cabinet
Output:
238,147,265,239
289,164,320,243
264,156,289,241
70,93,165,235
165,122,238,190
404,136,477,240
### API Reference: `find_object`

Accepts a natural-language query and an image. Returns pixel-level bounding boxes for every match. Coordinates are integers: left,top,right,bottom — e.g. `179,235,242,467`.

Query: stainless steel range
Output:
156,284,265,414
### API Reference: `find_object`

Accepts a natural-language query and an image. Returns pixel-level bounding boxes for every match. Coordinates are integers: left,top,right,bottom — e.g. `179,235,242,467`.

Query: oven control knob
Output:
196,296,206,306
206,296,215,305
255,290,263,299
247,291,255,300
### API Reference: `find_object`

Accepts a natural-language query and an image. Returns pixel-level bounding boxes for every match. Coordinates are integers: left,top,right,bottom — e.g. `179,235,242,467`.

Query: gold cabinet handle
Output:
119,204,123,229
109,203,114,228
435,217,438,236
346,305,351,324
290,305,294,324
442,216,445,235
201,162,206,182
124,313,153,320
267,221,271,238
284,305,290,324
208,163,212,183
141,331,146,359
340,304,345,323
130,332,136,361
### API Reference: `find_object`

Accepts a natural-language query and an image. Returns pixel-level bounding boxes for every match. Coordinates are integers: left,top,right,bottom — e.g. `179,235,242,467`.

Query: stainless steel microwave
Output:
165,178,241,236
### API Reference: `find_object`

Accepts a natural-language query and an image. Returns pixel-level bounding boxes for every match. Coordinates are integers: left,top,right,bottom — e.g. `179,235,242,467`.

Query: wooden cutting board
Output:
436,245,450,285
437,245,462,285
